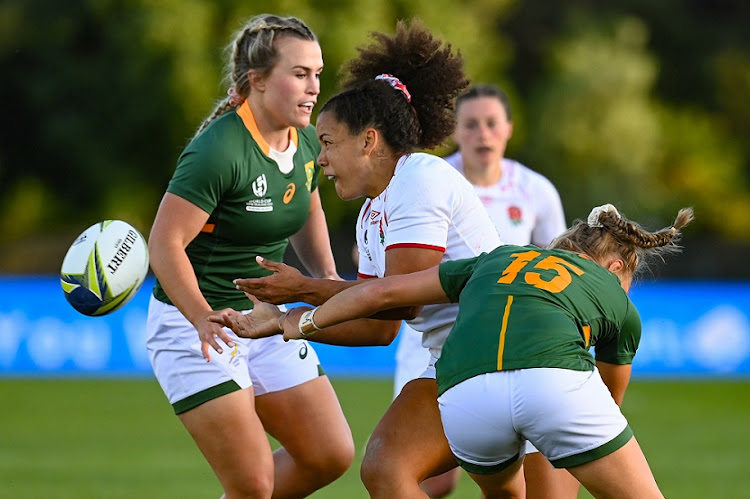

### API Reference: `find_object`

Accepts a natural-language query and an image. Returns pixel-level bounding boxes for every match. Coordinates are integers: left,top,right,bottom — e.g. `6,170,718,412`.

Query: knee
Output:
224,473,274,499
302,436,355,485
360,437,401,491
421,469,461,499
323,438,356,482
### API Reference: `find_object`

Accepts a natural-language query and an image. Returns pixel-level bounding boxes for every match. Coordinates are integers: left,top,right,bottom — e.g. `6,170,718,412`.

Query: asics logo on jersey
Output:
252,174,268,197
299,343,308,359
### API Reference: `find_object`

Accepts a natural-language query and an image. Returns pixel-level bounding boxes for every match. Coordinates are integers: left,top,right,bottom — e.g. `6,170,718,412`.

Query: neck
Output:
248,99,292,151
368,154,400,198
462,158,502,187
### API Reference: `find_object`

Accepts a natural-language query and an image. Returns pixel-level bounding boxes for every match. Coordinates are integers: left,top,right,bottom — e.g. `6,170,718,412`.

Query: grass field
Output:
1,378,748,498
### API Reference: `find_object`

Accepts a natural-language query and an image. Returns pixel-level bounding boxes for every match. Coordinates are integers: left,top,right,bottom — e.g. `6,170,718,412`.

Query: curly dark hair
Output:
320,19,469,154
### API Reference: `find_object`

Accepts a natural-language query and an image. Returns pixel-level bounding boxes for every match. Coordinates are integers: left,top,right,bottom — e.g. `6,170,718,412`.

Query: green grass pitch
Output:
1,378,748,498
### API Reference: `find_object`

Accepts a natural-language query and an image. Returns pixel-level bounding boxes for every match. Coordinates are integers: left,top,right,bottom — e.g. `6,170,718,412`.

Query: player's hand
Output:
208,294,284,339
194,309,236,362
233,256,307,304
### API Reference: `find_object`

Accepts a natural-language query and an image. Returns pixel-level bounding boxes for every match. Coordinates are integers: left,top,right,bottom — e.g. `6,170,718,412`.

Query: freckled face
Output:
316,111,371,201
454,96,513,168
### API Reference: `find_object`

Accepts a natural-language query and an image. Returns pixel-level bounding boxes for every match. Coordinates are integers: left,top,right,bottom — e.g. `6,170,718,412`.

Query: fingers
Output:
255,255,281,272
206,311,231,328
244,293,261,306
201,330,236,361
216,326,236,348
233,277,258,291
203,330,233,357
199,310,238,361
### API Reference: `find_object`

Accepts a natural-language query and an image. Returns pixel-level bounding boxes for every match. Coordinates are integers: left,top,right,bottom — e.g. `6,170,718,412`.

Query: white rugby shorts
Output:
146,296,323,414
393,323,434,398
437,368,633,474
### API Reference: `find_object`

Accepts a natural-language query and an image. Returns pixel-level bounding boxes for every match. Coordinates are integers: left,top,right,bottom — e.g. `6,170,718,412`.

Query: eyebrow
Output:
292,64,324,72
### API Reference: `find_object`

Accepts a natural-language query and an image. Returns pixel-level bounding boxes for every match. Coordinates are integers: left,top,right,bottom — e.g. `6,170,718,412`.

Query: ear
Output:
506,121,514,140
362,128,379,156
248,70,266,92
607,258,624,274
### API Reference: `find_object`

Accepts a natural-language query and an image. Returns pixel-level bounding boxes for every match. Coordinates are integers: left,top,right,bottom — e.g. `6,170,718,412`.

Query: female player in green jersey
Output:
146,14,353,498
224,204,692,499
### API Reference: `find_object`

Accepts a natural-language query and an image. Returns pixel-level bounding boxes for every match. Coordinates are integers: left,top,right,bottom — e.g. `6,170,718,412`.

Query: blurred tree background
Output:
1,0,748,278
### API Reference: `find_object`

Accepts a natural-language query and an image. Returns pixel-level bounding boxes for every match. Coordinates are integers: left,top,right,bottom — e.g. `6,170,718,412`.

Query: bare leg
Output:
465,458,526,499
524,451,580,499
421,467,462,498
566,437,663,499
256,376,354,499
360,378,458,498
179,388,274,499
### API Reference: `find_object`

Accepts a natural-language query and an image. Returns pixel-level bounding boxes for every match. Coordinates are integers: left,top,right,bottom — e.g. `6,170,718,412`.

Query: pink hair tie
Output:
227,87,244,107
375,74,411,103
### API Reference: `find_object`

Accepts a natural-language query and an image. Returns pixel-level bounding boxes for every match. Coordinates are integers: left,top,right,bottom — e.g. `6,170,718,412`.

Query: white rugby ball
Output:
60,220,150,316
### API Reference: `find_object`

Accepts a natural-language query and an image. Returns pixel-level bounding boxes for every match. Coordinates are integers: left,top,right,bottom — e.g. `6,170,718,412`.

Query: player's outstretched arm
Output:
234,256,358,306
281,266,450,341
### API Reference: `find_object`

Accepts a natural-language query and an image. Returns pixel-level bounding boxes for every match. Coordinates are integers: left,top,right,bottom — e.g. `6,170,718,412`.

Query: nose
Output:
478,124,492,140
309,75,320,96
317,148,327,166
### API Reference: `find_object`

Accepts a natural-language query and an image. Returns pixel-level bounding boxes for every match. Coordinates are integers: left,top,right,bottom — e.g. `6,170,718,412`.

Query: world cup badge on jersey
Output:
246,174,274,212
508,205,523,226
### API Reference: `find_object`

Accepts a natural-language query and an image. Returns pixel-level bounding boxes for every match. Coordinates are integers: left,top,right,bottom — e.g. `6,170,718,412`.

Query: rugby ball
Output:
60,220,150,316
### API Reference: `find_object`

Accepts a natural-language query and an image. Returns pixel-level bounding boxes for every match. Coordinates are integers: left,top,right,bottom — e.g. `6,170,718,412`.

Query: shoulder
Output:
505,159,559,193
392,154,472,197
297,124,319,146
442,150,463,171
388,154,477,212
185,111,246,159
295,124,321,158
398,153,465,183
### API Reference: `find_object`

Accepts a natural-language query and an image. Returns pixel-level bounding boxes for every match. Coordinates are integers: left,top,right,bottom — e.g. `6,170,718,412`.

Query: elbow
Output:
400,306,422,321
369,321,401,347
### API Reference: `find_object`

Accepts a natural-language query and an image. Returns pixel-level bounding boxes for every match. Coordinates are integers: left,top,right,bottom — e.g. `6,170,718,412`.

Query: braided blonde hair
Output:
550,206,694,278
193,14,317,138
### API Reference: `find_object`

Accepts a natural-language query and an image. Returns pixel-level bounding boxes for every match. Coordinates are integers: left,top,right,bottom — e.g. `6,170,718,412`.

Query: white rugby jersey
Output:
444,153,566,247
356,152,501,355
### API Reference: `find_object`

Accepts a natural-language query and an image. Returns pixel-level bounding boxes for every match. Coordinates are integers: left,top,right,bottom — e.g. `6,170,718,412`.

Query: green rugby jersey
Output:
436,245,641,395
153,101,321,310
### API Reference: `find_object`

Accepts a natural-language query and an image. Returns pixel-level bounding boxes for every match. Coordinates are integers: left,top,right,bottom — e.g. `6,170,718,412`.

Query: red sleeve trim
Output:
357,272,378,279
385,243,446,252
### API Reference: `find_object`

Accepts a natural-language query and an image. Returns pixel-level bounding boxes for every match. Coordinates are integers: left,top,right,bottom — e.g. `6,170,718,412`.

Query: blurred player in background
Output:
396,83,567,497
225,20,523,498
145,14,353,498
247,204,692,499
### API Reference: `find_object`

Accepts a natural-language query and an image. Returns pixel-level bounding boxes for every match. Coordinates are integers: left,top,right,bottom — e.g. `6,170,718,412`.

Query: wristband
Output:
298,308,320,338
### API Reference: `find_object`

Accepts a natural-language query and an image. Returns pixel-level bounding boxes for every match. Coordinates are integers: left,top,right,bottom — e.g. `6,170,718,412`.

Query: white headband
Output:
587,204,620,228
